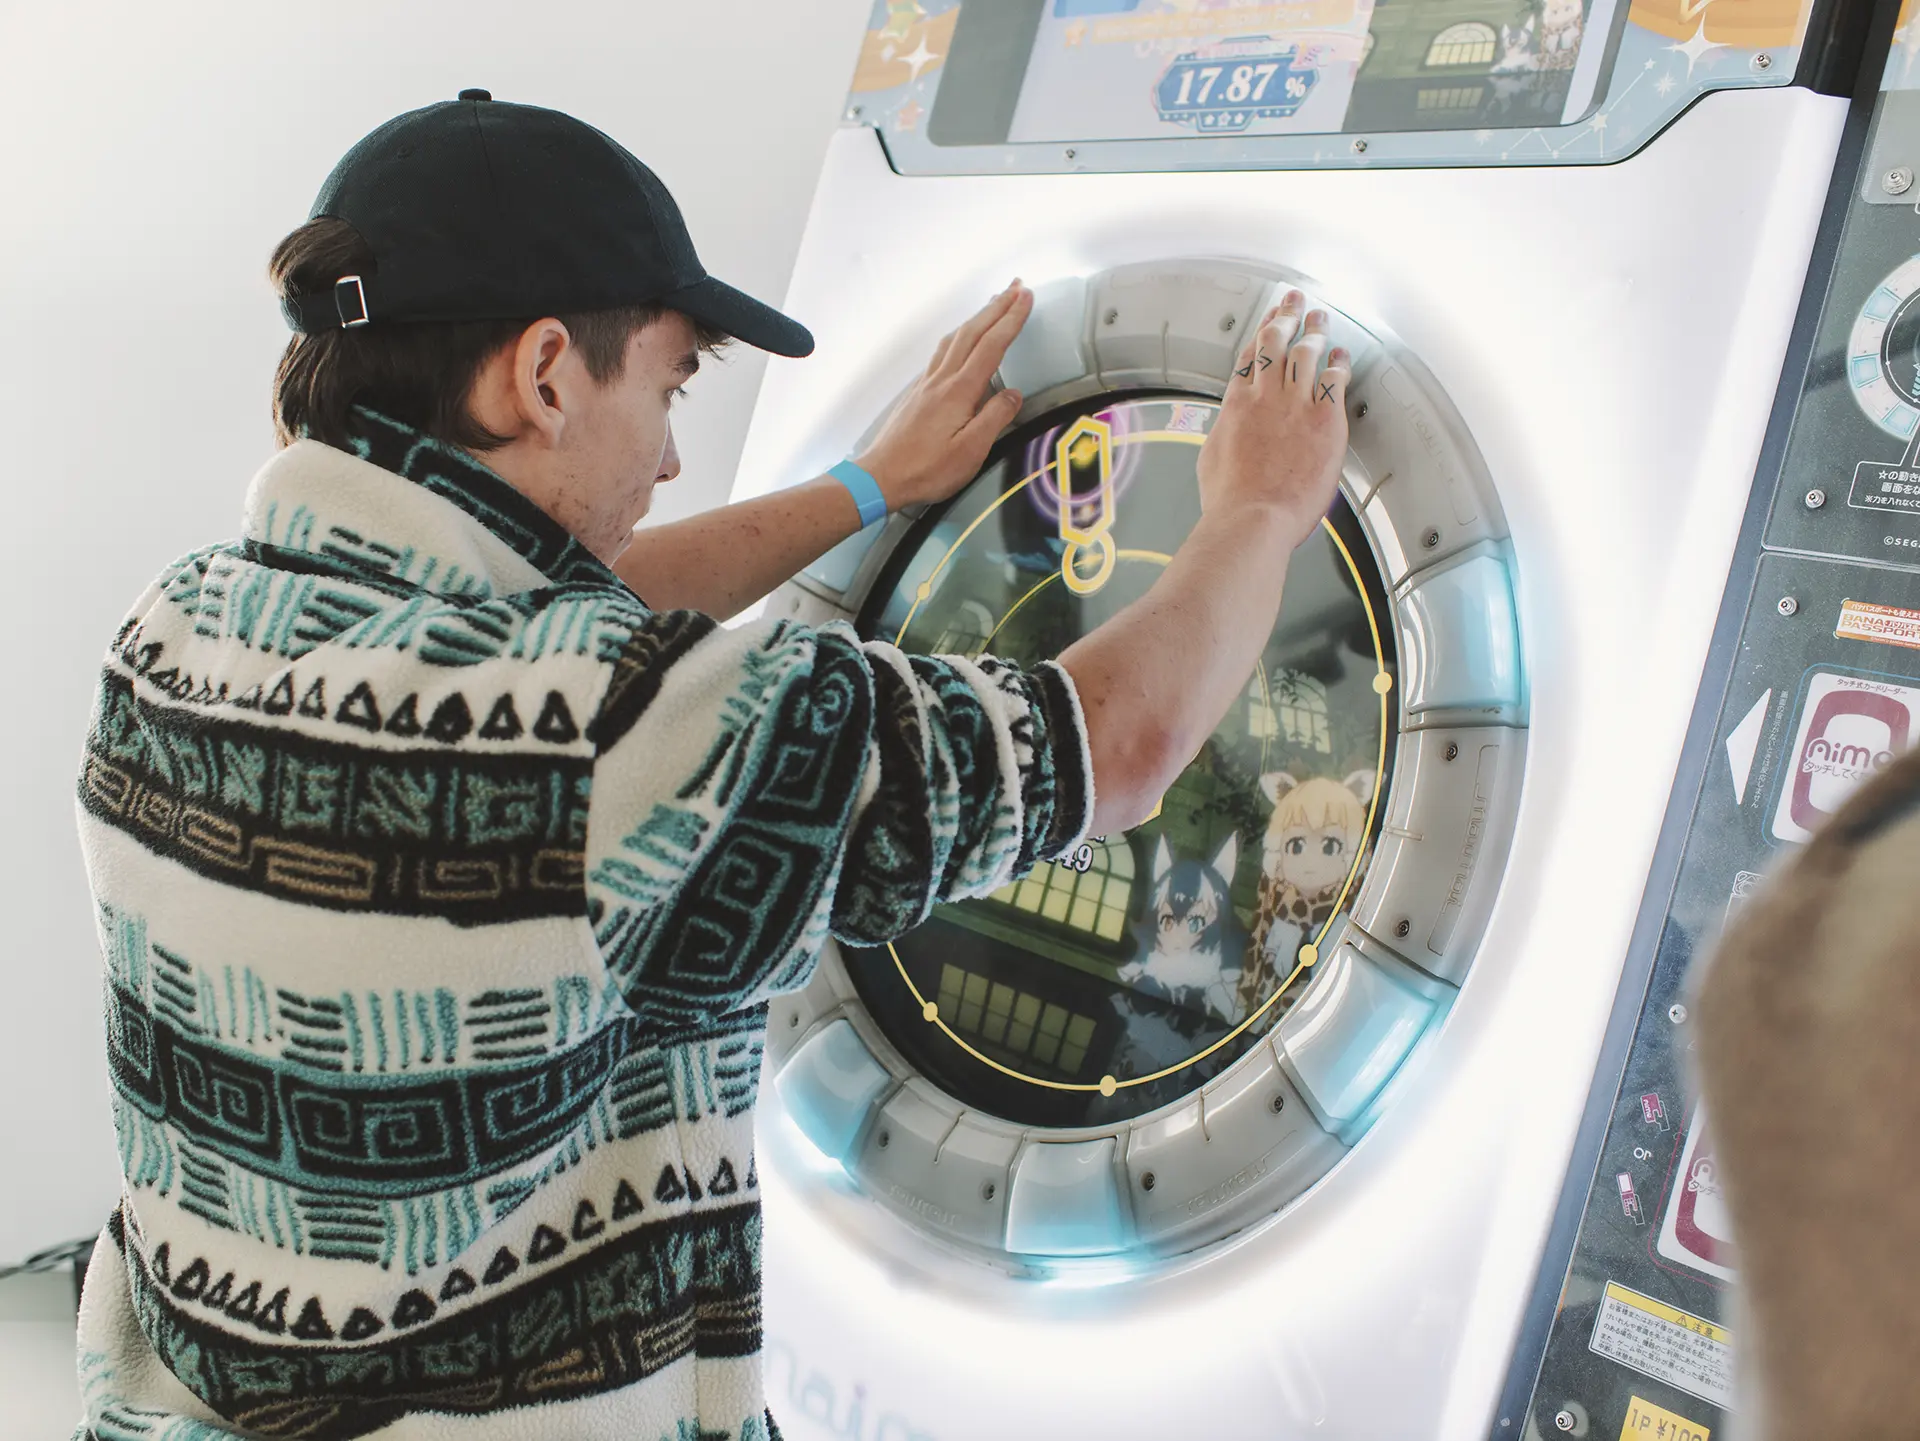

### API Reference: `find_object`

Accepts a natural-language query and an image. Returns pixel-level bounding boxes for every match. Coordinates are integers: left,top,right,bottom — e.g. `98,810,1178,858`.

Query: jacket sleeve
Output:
583,613,1093,1032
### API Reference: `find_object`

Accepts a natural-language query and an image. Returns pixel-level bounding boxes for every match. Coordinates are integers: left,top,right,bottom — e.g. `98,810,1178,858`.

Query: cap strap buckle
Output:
334,275,370,328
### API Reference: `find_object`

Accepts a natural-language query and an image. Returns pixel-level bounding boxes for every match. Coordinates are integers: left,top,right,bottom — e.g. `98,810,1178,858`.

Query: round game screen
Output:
849,393,1398,1128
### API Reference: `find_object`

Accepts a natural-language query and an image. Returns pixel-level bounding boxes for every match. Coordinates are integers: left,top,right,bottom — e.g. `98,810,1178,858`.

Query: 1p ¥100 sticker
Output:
1621,1394,1710,1440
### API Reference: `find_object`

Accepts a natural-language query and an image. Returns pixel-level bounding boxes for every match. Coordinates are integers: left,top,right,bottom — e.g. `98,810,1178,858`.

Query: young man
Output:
73,93,1349,1440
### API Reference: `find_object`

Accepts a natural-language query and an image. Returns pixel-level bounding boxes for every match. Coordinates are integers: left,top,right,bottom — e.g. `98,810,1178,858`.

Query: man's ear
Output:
469,317,575,447
510,319,574,446
467,317,575,448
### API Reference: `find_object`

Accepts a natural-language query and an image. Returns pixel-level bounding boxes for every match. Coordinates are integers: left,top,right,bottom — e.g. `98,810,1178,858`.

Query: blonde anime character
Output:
1537,0,1585,70
1239,770,1375,1010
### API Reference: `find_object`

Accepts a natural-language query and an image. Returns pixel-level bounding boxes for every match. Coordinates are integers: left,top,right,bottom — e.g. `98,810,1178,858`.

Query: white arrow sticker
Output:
1726,689,1770,806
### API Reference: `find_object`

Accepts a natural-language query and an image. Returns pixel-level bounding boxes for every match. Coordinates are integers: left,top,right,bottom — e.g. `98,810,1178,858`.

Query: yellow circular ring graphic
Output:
886,421,1393,1094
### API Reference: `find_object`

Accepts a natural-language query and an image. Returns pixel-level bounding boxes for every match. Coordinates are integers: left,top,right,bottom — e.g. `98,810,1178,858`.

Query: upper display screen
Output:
930,0,1610,146
855,0,1814,172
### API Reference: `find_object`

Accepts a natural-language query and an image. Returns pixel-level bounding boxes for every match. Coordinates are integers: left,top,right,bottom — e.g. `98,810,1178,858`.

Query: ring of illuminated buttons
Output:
846,393,1397,1128
1848,254,1920,440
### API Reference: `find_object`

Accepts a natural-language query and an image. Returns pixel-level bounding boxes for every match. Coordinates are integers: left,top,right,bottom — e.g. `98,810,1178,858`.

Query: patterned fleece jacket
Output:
71,409,1093,1441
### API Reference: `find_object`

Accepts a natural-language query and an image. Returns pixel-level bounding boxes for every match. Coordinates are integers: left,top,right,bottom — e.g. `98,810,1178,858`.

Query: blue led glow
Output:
1280,945,1439,1131
773,1019,891,1163
1403,553,1522,714
1004,1138,1129,1257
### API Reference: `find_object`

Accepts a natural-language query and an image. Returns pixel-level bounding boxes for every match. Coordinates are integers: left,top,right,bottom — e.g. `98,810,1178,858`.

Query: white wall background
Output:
0,0,871,1269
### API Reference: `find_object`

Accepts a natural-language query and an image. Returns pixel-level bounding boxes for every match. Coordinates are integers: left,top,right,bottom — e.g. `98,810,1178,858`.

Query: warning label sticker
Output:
1836,598,1920,652
1589,1281,1734,1409
1621,1394,1711,1440
1849,461,1920,516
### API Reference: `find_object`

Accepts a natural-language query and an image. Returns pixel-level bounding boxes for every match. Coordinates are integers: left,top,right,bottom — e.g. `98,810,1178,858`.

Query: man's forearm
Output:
614,476,866,619
1059,502,1307,836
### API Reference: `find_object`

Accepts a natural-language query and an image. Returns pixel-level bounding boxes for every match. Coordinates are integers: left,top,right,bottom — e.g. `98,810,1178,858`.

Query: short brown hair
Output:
268,217,727,451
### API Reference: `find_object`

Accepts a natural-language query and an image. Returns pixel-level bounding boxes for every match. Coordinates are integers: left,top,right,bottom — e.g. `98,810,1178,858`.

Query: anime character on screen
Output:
1489,14,1540,115
1108,834,1246,1077
1239,770,1375,1010
1117,833,1245,1018
1538,0,1584,70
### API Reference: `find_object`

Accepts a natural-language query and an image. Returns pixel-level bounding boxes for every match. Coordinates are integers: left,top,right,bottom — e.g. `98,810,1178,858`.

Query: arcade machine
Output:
726,1,1878,1436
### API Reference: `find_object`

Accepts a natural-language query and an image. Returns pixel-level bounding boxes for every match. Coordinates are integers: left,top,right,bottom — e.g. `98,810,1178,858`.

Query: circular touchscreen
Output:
846,393,1398,1128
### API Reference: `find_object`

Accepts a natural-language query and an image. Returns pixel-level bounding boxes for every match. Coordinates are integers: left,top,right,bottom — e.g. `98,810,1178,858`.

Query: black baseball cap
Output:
283,89,813,358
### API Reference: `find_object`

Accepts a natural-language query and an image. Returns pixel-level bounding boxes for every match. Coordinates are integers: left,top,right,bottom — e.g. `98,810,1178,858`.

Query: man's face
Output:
549,311,699,562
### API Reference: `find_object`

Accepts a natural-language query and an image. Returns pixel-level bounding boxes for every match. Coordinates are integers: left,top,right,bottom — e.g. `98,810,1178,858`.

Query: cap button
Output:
458,88,492,102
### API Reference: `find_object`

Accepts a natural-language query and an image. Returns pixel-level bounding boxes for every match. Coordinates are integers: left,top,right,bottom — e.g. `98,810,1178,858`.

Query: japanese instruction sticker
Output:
1848,460,1920,516
1589,1281,1734,1409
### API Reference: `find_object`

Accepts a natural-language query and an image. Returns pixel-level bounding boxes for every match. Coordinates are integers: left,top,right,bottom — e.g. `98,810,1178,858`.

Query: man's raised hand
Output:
1196,289,1351,551
856,282,1033,511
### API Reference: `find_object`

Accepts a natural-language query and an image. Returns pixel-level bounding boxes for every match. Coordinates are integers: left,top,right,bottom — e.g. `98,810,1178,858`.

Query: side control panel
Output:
1498,15,1911,1439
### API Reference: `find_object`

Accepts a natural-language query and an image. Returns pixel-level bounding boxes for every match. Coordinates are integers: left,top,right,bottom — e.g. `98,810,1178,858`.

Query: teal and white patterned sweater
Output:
72,409,1093,1441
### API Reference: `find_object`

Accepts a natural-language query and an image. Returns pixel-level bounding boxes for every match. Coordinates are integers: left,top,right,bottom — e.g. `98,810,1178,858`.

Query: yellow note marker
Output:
1620,1395,1709,1440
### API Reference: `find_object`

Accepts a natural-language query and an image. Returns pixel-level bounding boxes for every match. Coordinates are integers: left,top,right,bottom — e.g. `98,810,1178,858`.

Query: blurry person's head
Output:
270,92,811,563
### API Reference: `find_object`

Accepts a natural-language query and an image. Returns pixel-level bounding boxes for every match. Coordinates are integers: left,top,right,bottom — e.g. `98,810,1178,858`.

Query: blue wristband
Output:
828,459,889,530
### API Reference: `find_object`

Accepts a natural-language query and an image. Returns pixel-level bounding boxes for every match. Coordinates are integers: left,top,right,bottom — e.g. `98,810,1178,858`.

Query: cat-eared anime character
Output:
1117,832,1246,1019
1537,0,1584,70
1108,833,1248,1079
1239,769,1375,1011
1489,13,1540,114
